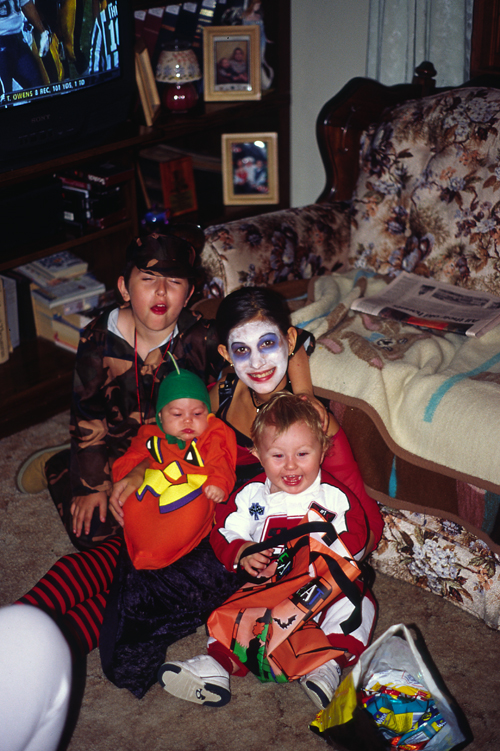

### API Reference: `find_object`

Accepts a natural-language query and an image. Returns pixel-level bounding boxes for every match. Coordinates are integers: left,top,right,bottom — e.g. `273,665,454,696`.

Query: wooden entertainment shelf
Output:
0,0,290,439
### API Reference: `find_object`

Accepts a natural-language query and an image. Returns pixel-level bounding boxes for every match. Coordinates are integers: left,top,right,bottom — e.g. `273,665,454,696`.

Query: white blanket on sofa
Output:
291,271,500,489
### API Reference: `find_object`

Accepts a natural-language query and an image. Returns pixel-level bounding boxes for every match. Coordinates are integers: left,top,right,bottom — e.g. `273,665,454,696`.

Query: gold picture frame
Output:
203,25,261,102
135,39,161,127
222,132,279,205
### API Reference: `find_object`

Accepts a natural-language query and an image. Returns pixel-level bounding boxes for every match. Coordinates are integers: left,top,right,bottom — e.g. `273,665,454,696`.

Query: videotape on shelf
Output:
0,277,11,364
141,6,164,60
57,161,135,190
61,184,91,225
61,183,126,230
83,161,135,188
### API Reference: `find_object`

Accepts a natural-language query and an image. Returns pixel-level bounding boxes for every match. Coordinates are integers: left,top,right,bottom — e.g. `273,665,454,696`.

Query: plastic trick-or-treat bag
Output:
310,623,467,751
208,505,363,683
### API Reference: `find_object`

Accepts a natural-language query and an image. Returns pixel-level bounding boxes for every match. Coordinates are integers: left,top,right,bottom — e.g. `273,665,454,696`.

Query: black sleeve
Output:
294,326,315,356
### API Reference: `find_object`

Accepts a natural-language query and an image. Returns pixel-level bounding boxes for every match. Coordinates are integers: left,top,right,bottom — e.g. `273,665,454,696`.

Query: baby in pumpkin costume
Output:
112,359,237,570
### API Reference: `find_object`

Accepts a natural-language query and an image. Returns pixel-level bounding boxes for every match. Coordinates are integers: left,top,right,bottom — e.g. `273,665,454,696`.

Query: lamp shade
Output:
155,43,201,84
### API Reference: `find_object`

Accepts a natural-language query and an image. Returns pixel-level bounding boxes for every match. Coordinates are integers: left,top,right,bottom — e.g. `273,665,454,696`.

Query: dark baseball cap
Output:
126,224,205,278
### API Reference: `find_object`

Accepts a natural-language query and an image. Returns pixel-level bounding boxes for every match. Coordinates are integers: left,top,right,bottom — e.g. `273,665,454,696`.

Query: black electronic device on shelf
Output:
0,0,135,173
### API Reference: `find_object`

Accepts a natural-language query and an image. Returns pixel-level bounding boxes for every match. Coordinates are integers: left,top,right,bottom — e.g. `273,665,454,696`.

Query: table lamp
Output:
155,42,201,113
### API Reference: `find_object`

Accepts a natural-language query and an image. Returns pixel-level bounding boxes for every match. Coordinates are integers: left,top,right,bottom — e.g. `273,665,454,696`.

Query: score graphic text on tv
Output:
4,77,103,105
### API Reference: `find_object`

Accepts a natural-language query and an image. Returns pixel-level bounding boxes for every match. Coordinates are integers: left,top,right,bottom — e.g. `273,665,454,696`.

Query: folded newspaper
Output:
350,271,500,338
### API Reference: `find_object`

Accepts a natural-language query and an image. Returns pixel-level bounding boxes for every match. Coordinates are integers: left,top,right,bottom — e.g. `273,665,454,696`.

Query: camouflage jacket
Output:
69,305,223,498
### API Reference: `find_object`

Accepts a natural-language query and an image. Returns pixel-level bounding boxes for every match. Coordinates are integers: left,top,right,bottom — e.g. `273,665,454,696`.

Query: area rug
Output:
0,414,499,750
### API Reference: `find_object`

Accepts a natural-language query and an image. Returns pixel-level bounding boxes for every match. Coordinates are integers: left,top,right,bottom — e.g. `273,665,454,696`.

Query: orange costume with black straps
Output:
112,416,237,570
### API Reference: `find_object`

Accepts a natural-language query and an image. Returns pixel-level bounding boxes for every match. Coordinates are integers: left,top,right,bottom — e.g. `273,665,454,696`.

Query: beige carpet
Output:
1,413,499,751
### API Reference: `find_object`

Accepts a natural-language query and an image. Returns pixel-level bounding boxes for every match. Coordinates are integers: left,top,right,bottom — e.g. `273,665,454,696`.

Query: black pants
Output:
46,450,122,551
99,537,242,698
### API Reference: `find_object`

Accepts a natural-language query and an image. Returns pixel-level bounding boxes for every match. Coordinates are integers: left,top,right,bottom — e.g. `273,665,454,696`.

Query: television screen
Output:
0,0,134,170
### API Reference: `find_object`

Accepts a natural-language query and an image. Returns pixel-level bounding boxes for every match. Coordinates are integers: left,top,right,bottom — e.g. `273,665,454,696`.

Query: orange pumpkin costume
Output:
112,416,237,570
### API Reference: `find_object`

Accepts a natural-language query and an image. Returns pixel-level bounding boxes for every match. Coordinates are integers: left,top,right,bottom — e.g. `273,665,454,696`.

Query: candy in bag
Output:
310,623,468,751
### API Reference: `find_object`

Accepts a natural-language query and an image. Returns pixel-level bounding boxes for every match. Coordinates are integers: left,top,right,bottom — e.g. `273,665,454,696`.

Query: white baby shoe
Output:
158,654,231,707
299,659,342,709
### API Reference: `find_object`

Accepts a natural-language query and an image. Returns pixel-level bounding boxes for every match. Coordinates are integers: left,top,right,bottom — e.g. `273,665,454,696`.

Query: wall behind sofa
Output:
290,0,370,208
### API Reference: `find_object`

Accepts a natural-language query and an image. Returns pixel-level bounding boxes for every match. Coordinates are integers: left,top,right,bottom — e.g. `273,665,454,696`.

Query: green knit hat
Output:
156,354,211,431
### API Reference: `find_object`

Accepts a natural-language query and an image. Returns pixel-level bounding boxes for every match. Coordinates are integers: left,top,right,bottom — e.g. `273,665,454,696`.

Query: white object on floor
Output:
0,605,72,751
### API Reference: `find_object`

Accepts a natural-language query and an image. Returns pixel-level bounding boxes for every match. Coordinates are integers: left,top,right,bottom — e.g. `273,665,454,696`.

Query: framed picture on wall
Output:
203,25,261,101
222,132,279,205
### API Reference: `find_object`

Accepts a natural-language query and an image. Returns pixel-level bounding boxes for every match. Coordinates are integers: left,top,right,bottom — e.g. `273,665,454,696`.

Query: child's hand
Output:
71,491,108,538
236,541,274,577
109,463,147,526
204,484,225,503
108,480,132,526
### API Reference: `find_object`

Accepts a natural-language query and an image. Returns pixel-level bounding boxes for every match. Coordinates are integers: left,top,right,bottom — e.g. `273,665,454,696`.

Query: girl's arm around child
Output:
210,468,370,576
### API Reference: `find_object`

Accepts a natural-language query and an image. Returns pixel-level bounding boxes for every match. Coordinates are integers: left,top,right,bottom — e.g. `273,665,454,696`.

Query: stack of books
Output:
15,251,88,287
13,251,108,353
1,250,89,354
32,305,96,353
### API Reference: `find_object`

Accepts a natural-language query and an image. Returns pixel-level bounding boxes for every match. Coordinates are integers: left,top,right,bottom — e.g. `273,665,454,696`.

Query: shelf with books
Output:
0,0,291,437
0,223,134,295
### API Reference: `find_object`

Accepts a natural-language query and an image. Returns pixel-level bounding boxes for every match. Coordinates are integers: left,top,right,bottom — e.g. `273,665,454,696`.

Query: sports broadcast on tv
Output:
0,0,121,108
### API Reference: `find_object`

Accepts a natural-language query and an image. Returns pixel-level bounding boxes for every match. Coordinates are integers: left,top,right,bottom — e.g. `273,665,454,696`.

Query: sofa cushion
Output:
200,203,350,298
291,271,500,491
348,86,500,296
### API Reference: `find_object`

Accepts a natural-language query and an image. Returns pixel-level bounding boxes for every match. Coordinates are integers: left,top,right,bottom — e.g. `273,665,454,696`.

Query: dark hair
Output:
117,228,206,305
120,224,206,288
215,287,291,346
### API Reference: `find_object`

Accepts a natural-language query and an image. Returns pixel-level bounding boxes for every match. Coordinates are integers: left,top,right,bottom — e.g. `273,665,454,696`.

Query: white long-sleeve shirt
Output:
210,469,369,572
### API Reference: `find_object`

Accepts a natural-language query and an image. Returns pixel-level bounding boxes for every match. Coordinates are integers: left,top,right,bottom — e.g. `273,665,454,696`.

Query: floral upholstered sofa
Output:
199,75,500,630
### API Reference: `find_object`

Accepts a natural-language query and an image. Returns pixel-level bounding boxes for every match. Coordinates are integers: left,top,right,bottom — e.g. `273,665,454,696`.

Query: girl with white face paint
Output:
226,318,294,395
215,288,304,415
212,287,383,554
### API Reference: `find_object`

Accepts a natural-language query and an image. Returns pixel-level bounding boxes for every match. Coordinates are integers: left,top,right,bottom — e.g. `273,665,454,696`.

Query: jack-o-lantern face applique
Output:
137,437,208,513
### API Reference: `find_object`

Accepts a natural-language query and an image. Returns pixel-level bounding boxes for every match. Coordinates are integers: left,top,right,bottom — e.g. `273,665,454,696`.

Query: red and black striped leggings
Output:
15,536,122,654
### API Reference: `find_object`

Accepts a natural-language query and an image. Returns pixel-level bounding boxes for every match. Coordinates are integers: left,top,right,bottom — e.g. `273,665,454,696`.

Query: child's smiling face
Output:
254,420,324,494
